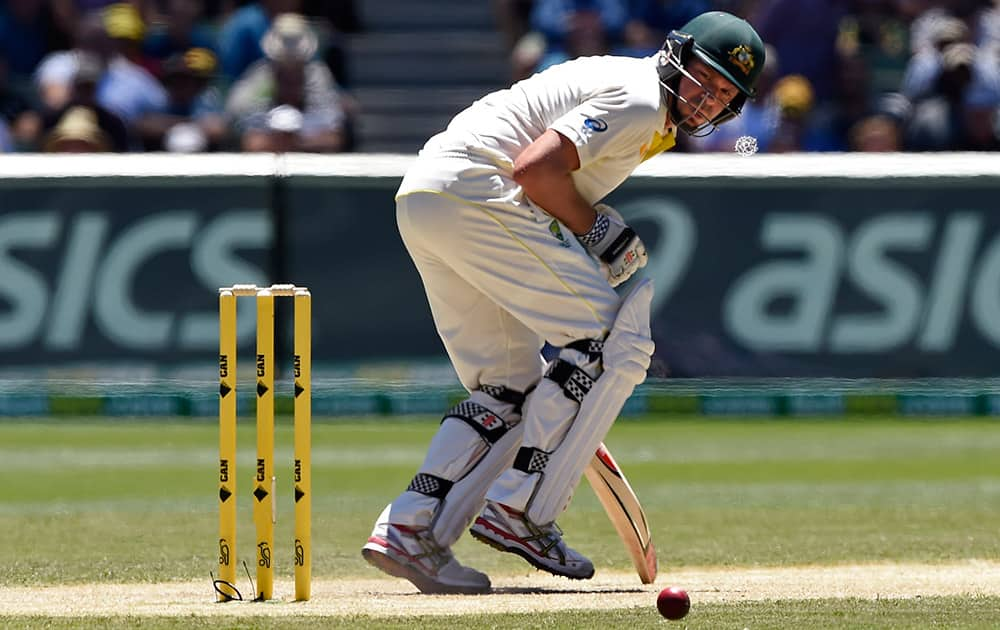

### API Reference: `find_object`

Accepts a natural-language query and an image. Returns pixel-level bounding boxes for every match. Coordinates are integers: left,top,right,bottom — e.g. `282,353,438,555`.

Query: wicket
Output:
218,283,311,602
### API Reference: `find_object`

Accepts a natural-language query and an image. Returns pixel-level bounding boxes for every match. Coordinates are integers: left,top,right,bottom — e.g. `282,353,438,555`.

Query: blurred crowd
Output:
496,0,1000,152
2,0,998,153
0,0,360,153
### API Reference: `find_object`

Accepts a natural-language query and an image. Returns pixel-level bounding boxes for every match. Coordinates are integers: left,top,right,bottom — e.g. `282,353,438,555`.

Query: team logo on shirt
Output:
582,117,608,132
549,220,571,247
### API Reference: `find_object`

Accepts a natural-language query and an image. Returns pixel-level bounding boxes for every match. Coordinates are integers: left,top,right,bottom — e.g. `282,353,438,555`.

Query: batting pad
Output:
525,278,654,524
389,390,523,546
431,421,524,545
484,347,602,515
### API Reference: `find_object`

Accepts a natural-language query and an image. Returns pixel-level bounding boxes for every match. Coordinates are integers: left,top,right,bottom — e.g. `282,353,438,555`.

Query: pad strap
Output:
478,384,527,413
565,339,603,360
545,360,595,403
407,473,453,499
513,446,551,474
444,400,510,444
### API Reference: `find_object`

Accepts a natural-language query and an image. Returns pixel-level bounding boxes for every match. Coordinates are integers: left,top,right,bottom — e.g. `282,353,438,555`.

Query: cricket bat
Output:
585,442,657,584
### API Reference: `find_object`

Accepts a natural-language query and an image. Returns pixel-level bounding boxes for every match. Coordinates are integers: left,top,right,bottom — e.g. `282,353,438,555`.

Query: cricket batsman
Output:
363,11,765,594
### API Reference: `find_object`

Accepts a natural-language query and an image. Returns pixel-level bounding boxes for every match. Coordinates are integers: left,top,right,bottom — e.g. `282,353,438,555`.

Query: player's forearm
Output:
519,171,597,235
513,129,596,235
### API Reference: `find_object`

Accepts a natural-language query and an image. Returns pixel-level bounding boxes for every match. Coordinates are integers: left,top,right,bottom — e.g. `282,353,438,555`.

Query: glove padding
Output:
583,204,648,287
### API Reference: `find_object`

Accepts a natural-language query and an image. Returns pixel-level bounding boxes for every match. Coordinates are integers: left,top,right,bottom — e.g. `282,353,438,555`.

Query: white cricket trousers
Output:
395,190,621,393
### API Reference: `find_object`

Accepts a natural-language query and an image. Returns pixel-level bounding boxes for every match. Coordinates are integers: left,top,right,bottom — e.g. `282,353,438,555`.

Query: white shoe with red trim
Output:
469,500,594,579
362,519,491,594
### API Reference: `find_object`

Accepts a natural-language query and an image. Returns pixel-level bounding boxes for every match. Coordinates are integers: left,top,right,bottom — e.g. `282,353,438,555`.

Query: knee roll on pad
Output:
415,388,522,487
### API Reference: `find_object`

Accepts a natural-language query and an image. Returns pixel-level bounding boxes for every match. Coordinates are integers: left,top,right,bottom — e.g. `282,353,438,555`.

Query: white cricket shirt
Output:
397,54,675,214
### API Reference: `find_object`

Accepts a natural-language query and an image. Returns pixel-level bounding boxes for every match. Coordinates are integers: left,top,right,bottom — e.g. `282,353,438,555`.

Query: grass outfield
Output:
2,415,999,627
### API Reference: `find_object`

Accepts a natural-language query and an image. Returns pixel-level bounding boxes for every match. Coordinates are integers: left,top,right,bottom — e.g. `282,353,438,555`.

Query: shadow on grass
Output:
489,585,646,595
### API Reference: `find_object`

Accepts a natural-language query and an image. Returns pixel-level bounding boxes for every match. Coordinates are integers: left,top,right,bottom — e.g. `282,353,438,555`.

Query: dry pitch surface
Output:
3,562,998,617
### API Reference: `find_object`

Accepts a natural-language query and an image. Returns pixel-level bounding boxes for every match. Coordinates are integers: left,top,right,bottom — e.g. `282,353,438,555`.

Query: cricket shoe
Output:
362,520,491,595
470,500,595,580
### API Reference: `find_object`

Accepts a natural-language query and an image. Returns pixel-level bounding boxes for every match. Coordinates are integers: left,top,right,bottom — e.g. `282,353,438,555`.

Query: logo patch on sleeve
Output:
583,117,608,132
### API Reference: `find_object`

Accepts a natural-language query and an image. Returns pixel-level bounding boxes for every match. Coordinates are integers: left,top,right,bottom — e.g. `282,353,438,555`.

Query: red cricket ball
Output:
656,586,690,620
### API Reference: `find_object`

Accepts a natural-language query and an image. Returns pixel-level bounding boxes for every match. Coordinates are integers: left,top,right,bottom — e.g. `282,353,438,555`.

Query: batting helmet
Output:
657,11,766,135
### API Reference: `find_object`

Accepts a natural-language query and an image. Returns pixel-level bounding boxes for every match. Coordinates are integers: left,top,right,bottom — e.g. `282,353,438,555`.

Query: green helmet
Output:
681,11,765,98
656,11,766,135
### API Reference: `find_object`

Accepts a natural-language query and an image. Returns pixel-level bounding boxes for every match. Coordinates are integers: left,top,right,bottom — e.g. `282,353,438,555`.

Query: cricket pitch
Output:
3,561,998,618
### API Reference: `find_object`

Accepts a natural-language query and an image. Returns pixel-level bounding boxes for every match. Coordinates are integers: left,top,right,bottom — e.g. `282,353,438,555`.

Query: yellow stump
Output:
254,290,275,601
217,284,311,603
293,289,312,601
218,290,238,601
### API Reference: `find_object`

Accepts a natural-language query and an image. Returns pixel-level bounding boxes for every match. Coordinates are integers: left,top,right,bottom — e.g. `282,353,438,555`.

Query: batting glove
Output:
578,203,648,287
